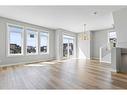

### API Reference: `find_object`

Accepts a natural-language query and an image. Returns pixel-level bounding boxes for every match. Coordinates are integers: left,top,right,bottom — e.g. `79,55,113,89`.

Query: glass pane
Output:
26,29,37,54
63,35,74,58
40,32,48,53
109,32,116,38
9,25,23,54
69,39,74,56
63,38,68,57
108,31,117,47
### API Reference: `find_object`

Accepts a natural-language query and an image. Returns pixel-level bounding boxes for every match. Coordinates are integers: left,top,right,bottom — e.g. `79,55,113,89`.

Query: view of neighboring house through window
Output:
63,35,74,58
8,24,50,56
63,38,68,57
108,31,117,47
26,29,38,54
40,32,49,53
69,39,74,56
8,24,24,55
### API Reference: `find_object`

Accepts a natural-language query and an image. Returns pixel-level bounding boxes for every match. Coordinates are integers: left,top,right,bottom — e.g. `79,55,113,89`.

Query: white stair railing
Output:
100,43,111,63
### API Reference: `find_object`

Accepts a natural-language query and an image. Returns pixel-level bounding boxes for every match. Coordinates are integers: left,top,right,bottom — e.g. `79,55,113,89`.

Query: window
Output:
108,31,117,42
63,35,74,58
40,32,49,53
26,29,38,54
108,31,117,47
7,24,24,56
108,31,117,38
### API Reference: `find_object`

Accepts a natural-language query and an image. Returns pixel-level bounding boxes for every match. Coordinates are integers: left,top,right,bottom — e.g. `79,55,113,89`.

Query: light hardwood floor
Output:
0,59,127,89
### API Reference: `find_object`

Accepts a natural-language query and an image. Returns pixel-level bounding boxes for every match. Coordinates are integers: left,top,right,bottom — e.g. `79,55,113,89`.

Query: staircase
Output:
100,43,111,63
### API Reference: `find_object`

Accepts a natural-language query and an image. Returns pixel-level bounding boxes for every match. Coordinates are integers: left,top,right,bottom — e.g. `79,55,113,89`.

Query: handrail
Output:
100,43,111,62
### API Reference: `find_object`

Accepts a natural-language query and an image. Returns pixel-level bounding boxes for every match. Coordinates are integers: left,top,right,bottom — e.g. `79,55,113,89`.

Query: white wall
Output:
113,8,127,48
55,29,77,60
0,17,56,66
0,17,78,66
91,29,114,59
77,31,91,59
112,8,127,72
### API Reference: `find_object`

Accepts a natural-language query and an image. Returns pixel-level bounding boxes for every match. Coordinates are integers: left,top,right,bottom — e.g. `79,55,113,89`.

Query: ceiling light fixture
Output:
79,24,89,40
93,11,97,15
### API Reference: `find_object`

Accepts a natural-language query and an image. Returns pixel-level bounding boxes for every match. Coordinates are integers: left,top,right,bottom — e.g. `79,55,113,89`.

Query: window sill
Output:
7,54,24,57
40,52,49,55
26,53,38,56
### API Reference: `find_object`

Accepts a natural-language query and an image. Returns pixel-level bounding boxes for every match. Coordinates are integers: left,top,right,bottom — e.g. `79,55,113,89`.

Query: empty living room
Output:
0,1,127,94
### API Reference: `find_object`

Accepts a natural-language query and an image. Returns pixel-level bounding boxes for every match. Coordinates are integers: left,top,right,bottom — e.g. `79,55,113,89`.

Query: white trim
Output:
87,57,91,59
92,57,100,60
62,34,75,59
0,58,56,67
7,23,24,57
111,69,117,72
108,31,117,47
100,60,111,64
100,47,102,62
25,27,39,55
24,27,39,32
39,31,49,55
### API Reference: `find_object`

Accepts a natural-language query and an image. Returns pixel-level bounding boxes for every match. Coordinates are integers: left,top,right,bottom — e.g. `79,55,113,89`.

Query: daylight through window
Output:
40,32,49,53
26,29,38,54
8,24,24,55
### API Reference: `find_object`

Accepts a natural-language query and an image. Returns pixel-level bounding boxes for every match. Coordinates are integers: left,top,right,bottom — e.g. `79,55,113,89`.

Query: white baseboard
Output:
111,69,117,72
0,58,56,67
100,60,111,64
92,57,100,60
76,57,90,60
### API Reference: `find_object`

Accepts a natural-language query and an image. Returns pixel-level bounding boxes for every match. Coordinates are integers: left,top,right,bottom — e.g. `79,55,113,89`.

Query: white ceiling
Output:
0,6,125,32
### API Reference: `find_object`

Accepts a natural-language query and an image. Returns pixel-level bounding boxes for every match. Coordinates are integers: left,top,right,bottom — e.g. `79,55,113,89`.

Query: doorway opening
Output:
63,35,74,59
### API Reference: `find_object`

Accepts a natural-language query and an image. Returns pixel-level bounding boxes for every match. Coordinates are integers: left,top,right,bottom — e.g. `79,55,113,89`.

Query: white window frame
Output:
25,28,38,55
62,34,75,59
7,23,24,56
39,31,49,54
108,31,117,43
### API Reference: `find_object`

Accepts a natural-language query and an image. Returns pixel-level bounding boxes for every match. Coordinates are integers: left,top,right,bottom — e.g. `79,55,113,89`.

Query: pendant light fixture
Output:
78,24,89,40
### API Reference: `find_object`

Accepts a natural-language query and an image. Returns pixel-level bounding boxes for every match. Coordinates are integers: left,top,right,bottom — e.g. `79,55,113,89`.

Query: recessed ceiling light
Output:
93,11,97,15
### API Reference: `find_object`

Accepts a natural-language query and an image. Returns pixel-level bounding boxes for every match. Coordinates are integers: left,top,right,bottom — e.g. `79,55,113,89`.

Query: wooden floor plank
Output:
0,59,127,89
